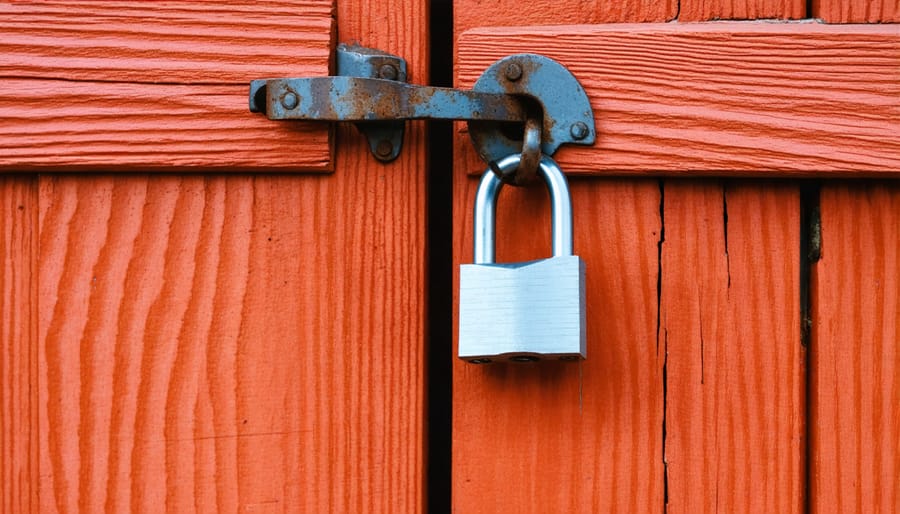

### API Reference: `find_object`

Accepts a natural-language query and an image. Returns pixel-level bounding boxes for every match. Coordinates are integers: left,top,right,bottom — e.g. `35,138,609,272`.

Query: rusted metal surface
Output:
468,54,595,167
262,78,527,122
491,117,542,185
249,48,596,169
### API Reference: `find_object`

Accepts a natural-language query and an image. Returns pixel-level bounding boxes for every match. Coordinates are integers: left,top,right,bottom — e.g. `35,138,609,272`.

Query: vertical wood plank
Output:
679,0,806,21
662,182,804,514
812,0,899,21
37,173,426,512
35,0,428,512
0,177,37,514
452,4,663,514
335,0,428,510
452,178,664,513
810,183,899,514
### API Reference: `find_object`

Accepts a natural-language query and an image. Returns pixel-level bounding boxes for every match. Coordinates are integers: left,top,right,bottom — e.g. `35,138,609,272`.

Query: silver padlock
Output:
458,154,586,363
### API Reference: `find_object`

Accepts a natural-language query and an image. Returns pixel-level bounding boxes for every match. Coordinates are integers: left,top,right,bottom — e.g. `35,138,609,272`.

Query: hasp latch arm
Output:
248,43,596,171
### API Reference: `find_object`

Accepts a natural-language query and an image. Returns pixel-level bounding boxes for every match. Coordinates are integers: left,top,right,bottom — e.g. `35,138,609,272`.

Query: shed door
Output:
450,1,898,513
1,1,429,512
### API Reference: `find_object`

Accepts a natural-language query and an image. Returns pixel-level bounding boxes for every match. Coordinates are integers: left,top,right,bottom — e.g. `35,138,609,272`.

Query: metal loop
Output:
473,154,574,264
489,118,542,185
515,118,542,184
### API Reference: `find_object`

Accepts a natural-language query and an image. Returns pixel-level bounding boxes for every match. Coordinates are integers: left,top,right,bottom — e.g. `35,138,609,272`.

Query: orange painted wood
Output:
452,177,665,513
457,23,900,176
31,0,428,513
662,182,804,514
0,177,37,514
37,172,426,513
813,0,900,21
454,6,669,514
810,183,899,514
679,0,805,21
454,0,675,37
0,1,334,172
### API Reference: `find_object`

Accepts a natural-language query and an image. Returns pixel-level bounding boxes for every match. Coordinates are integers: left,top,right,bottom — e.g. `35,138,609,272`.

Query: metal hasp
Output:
248,45,595,164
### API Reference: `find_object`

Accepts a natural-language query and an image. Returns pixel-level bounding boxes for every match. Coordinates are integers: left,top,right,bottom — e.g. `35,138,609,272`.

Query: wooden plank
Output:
0,1,334,172
452,177,664,513
813,0,900,22
37,173,426,512
454,5,664,514
662,182,804,514
0,177,37,514
810,183,899,514
34,1,427,513
679,0,805,21
457,23,900,176
454,0,674,38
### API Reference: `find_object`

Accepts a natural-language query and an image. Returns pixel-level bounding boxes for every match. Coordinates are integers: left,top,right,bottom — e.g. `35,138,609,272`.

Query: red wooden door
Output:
451,1,898,513
1,1,429,512
1,0,897,513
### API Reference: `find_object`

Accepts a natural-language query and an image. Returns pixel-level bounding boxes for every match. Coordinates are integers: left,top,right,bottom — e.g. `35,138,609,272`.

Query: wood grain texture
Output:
679,0,805,21
37,172,426,513
452,176,664,513
32,0,428,512
810,183,899,514
454,0,675,38
662,182,804,514
813,0,900,22
0,177,37,514
0,1,334,172
457,23,900,176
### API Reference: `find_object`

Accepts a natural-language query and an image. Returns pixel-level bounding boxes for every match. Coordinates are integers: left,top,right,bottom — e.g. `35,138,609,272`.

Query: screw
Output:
469,358,492,364
281,91,298,110
375,139,394,159
510,355,540,362
570,121,589,140
379,64,398,80
504,62,523,82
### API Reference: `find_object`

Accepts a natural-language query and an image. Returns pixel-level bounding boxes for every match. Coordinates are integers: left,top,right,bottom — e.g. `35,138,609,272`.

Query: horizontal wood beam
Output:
0,1,334,172
457,23,900,176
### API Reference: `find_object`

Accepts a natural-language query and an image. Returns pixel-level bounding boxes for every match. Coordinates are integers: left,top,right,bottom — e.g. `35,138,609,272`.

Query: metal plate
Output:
468,54,596,165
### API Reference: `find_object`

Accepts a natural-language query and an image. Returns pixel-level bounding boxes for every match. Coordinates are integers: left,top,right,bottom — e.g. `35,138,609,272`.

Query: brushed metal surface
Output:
460,155,586,362
458,255,586,361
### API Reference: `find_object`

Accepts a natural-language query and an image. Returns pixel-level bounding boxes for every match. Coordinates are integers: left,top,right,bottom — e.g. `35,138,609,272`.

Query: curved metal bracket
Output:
468,54,596,166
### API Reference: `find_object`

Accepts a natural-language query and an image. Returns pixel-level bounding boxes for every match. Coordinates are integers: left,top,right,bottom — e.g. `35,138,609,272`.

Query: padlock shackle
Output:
473,154,574,264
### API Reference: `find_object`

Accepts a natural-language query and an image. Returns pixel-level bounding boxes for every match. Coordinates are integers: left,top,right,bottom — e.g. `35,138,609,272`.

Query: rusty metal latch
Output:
249,44,595,172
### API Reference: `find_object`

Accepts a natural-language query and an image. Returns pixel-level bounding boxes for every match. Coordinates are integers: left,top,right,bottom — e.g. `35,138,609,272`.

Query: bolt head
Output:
503,62,523,82
280,91,298,110
375,139,394,159
570,121,589,141
379,64,398,80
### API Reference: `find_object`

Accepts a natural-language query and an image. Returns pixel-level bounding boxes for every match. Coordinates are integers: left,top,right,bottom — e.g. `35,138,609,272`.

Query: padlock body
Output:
458,255,586,361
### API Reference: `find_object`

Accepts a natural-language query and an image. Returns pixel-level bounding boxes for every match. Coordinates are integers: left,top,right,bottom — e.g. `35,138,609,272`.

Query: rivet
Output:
379,64,398,80
504,62,523,82
375,139,394,159
281,91,298,110
570,121,589,140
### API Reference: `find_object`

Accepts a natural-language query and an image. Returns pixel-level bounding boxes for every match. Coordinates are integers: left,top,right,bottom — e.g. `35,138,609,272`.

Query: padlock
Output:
458,154,586,363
